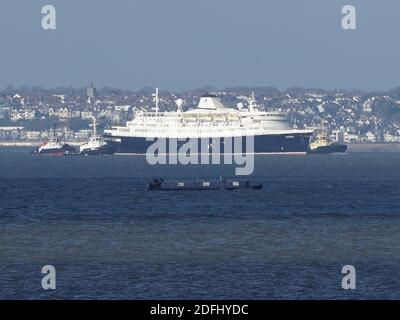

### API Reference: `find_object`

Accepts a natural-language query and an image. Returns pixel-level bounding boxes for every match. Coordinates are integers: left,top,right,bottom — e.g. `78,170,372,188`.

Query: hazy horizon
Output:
2,83,400,95
1,0,399,91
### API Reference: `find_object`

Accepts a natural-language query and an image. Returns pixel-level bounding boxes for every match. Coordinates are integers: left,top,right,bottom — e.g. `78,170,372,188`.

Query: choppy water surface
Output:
0,148,400,299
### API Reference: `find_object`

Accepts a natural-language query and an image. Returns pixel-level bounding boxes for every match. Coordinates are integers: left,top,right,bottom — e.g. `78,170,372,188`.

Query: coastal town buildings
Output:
1,86,400,145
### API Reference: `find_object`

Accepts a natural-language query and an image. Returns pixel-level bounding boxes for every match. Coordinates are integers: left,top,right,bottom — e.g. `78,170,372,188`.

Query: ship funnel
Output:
197,94,226,110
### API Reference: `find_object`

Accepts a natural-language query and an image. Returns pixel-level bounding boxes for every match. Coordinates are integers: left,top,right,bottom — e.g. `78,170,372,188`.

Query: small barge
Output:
148,178,263,191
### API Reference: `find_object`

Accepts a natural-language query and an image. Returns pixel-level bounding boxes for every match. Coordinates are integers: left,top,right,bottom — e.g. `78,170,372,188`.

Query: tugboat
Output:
148,178,263,191
31,124,76,156
308,131,347,154
79,117,115,155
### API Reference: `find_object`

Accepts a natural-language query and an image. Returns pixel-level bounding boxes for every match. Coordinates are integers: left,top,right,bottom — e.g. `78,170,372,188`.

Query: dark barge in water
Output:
148,178,263,191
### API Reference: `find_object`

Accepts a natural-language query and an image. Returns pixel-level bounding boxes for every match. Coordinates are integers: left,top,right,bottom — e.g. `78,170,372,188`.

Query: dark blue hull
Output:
105,132,312,154
308,144,347,154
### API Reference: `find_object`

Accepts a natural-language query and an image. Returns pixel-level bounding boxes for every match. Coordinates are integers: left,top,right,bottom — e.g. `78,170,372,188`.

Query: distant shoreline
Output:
0,141,82,147
346,143,400,153
0,142,41,147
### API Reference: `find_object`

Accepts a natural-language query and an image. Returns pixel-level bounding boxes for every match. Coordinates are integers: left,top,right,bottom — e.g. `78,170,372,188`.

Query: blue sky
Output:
0,0,399,91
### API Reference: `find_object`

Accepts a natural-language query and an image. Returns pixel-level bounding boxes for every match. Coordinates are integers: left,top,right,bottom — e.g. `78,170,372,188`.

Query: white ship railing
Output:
134,110,288,118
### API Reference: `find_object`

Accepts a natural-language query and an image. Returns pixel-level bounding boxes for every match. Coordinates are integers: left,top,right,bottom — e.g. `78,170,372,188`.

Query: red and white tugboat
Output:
31,124,76,156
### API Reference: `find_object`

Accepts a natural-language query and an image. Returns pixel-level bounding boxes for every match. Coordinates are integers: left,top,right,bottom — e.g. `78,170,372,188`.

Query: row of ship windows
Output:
135,122,249,127
131,124,285,129
138,114,281,120
132,128,281,133
134,119,285,125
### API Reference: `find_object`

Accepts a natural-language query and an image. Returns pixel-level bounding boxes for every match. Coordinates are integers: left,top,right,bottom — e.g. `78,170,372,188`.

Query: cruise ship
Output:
104,90,313,154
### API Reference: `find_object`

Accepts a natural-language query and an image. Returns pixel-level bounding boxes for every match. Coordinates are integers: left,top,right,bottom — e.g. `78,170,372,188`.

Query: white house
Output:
365,131,377,143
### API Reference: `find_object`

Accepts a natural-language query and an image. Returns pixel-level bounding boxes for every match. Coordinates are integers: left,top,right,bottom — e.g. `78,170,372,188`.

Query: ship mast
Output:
155,87,159,116
92,117,97,136
249,91,257,112
53,123,57,142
